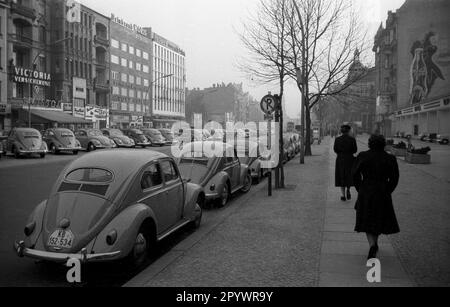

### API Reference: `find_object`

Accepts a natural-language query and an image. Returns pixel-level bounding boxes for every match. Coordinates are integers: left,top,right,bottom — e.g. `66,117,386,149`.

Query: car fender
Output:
240,164,250,180
23,200,48,248
90,203,157,258
184,182,204,220
207,171,230,193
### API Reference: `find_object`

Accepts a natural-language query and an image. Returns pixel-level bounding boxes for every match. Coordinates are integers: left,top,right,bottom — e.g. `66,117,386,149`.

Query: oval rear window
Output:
66,168,113,183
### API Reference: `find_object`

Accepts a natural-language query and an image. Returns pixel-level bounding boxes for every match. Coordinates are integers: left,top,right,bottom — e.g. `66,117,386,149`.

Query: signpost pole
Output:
261,92,276,197
268,116,272,197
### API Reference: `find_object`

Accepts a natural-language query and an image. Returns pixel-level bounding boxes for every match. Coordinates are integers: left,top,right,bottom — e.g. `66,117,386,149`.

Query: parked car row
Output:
418,133,449,145
0,127,182,159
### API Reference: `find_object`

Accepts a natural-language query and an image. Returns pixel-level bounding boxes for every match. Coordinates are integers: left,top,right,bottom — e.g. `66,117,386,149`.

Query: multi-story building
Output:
375,0,450,137
50,0,110,129
6,0,56,129
109,15,152,129
150,32,186,128
373,11,398,136
0,0,8,130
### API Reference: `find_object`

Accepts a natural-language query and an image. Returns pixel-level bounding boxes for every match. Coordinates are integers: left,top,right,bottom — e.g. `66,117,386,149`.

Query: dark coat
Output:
352,150,400,235
334,134,357,187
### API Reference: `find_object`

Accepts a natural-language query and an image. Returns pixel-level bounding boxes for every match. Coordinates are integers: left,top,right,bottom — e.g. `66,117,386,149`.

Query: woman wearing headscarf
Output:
334,125,358,201
353,135,400,259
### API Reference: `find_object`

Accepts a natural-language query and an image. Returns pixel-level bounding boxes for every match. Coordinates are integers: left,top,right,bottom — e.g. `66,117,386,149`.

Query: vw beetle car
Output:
141,128,166,147
75,129,116,152
4,128,48,159
159,129,179,146
14,150,204,267
43,128,82,155
122,129,152,148
237,141,270,184
102,129,135,148
178,141,252,208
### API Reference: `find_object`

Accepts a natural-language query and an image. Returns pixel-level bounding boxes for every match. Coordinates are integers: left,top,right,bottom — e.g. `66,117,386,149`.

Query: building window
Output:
136,77,142,85
121,58,127,67
111,39,119,49
111,55,119,64
121,73,128,83
136,48,142,57
143,79,149,87
129,103,135,112
121,43,128,52
143,51,149,60
129,75,135,84
136,62,141,71
129,89,135,98
111,101,119,110
112,86,120,95
112,71,120,80
129,60,133,69
143,65,149,73
129,46,134,55
121,87,127,96
121,102,127,111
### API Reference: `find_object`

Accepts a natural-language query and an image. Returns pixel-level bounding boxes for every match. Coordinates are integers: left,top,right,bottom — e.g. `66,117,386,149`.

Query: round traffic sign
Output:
261,95,276,115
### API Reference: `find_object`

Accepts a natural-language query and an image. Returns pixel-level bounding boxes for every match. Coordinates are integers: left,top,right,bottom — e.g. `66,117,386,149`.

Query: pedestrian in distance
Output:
352,134,400,260
334,125,358,201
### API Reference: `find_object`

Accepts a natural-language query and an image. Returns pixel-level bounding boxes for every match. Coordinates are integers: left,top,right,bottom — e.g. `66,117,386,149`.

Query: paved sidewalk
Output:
319,139,414,287
125,138,417,287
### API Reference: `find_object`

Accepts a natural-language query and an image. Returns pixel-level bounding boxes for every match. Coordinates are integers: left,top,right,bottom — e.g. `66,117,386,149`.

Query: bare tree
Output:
238,0,291,188
289,0,370,156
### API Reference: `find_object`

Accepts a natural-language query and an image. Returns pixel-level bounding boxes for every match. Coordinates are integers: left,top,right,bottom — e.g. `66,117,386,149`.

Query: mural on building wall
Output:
410,32,445,104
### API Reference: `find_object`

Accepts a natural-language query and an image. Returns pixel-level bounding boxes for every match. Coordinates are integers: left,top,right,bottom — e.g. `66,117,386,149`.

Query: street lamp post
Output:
143,73,173,127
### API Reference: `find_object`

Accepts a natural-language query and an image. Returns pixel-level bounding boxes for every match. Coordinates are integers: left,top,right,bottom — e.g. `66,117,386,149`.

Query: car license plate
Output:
48,229,74,249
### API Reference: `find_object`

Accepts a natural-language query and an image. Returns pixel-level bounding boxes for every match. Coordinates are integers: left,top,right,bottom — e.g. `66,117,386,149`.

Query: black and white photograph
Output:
0,0,449,294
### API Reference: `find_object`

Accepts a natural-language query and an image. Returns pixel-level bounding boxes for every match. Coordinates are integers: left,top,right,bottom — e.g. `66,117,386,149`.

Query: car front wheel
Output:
126,225,153,269
50,144,59,155
87,143,95,152
241,173,252,193
217,184,230,208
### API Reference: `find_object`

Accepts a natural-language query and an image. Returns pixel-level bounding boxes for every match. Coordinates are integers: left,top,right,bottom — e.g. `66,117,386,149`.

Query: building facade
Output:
0,0,8,130
6,0,56,129
109,15,152,129
375,0,450,137
49,0,110,129
150,32,186,128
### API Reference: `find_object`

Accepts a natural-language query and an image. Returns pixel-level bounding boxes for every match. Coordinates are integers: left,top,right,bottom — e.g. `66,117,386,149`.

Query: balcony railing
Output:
11,3,36,20
8,33,33,46
94,35,109,47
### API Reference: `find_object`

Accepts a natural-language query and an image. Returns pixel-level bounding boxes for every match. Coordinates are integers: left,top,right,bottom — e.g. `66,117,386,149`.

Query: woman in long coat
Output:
353,134,400,259
334,125,358,201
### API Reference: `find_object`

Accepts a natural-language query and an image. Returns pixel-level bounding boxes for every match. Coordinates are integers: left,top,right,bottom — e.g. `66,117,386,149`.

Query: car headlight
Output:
210,184,216,191
24,221,36,237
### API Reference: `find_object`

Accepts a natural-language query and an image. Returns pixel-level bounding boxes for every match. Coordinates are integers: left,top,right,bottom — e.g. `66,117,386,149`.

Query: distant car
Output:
178,141,252,208
4,128,48,159
75,129,116,152
14,150,204,268
158,129,179,146
141,129,166,147
437,135,449,145
237,141,270,184
419,133,429,142
102,129,135,148
122,129,152,148
283,135,295,162
43,128,81,155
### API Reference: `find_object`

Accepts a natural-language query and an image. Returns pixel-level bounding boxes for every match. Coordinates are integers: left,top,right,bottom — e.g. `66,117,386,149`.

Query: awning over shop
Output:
21,109,92,125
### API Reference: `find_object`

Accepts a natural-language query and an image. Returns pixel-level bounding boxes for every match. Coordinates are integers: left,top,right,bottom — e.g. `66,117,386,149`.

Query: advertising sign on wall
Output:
12,67,52,87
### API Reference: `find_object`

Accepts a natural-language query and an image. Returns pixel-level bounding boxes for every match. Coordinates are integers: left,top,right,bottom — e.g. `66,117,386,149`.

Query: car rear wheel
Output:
87,143,95,152
241,173,252,193
190,203,203,230
126,225,154,269
441,139,449,145
73,150,79,155
217,183,230,208
40,153,46,159
13,146,20,159
50,144,59,155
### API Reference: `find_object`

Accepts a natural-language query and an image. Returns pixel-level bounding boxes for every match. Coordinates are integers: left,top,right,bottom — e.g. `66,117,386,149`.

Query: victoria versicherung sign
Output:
12,67,52,87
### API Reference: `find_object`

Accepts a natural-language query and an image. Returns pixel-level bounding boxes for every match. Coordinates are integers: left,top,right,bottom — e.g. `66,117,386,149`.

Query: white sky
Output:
80,0,406,118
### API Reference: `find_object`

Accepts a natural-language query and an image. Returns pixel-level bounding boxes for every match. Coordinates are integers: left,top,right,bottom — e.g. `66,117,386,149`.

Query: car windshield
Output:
58,130,74,138
88,130,103,137
133,130,143,135
22,131,40,139
109,129,124,137
147,130,162,136
66,168,113,183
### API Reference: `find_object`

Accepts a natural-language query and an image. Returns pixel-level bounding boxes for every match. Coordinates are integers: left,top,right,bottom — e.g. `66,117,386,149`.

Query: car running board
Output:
157,219,191,242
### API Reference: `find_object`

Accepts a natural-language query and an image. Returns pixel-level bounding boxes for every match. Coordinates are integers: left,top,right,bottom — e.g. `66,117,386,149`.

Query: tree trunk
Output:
305,103,313,156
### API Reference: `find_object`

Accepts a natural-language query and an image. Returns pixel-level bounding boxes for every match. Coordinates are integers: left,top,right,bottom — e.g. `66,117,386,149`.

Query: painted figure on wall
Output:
410,32,445,104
